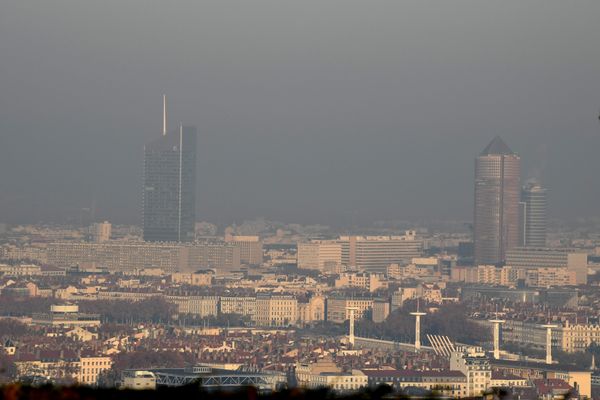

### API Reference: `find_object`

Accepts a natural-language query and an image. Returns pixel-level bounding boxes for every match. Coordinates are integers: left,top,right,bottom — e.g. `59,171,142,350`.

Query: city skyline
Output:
2,1,600,398
1,1,600,225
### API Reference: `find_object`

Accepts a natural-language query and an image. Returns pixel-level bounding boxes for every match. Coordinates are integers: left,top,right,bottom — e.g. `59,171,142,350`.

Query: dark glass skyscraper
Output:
474,136,520,265
143,125,197,242
519,182,547,247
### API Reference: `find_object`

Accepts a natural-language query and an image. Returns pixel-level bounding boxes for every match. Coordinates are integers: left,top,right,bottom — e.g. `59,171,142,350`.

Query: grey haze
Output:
1,1,599,226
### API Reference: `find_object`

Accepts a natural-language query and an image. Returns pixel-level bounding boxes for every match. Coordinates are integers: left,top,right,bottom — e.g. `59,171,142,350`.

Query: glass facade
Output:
520,183,547,247
143,126,197,242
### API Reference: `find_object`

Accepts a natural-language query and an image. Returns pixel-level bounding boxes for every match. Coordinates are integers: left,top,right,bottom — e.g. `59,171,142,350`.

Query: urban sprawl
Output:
1,129,600,399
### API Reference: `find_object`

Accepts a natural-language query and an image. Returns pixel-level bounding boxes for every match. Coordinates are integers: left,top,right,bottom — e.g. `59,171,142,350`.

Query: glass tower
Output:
520,182,547,247
143,125,197,242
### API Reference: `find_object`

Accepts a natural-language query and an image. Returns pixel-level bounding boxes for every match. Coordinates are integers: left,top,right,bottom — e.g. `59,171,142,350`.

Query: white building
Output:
304,370,368,392
339,232,423,273
505,247,588,284
224,234,263,265
254,295,298,327
121,370,157,390
91,221,111,243
450,347,492,397
334,272,386,292
297,240,342,271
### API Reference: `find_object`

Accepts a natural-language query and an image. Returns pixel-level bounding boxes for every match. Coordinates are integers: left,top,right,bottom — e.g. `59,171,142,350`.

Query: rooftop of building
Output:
480,136,515,156
362,369,466,378
489,358,590,373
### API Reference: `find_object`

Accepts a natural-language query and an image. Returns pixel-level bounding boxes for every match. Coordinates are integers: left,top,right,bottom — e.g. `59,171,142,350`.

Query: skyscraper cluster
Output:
140,97,547,265
474,137,547,266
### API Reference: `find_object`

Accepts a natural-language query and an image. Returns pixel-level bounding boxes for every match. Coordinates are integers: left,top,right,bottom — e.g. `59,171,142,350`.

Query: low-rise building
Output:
31,304,101,328
224,235,263,265
297,240,343,271
219,296,256,318
372,300,390,323
254,294,298,327
79,355,112,385
334,272,386,292
170,271,214,286
363,369,467,398
303,370,368,392
326,297,374,324
297,295,325,325
449,347,492,397
121,370,157,390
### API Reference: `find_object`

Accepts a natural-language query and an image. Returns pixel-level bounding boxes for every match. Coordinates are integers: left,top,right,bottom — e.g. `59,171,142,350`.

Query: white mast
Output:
163,94,167,135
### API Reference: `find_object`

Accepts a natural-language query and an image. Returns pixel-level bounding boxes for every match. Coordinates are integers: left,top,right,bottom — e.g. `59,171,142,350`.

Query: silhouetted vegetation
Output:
0,384,455,400
0,297,55,317
356,301,489,345
0,319,29,337
111,350,191,371
78,298,177,324
175,313,251,328
503,341,600,367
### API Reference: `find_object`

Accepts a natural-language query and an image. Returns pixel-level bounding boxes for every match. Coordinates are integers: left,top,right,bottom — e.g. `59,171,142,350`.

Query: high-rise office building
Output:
474,137,520,265
339,232,423,273
519,182,547,247
143,96,197,242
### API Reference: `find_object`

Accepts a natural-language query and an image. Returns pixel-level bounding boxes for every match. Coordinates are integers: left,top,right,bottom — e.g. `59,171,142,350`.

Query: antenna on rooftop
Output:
162,94,167,135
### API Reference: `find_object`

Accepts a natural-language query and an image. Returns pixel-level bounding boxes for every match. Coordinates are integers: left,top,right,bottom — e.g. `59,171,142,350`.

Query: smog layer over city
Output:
1,1,600,399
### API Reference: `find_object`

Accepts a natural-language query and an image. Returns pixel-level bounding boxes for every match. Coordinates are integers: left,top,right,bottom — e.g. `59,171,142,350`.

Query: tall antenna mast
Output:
162,94,167,135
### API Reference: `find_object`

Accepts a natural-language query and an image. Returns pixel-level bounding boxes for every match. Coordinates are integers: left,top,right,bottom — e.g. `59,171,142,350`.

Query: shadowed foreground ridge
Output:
0,384,505,400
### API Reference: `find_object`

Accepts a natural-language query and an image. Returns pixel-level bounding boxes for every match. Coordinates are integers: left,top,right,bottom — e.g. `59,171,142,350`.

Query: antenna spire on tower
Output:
163,94,167,135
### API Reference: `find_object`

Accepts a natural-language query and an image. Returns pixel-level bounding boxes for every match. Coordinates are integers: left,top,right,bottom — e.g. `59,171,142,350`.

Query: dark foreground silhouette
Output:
0,384,494,400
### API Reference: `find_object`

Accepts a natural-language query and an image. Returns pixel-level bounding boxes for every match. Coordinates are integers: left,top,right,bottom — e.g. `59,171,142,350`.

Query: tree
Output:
0,318,29,337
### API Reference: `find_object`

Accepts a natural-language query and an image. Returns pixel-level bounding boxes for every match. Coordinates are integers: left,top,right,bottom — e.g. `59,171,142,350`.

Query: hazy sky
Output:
1,1,599,226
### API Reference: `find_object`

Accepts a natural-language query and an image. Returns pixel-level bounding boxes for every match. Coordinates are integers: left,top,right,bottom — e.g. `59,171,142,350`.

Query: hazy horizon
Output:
1,1,600,226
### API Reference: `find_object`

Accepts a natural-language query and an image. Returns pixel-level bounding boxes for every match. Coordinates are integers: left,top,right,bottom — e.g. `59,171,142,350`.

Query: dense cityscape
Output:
2,2,600,400
1,117,600,399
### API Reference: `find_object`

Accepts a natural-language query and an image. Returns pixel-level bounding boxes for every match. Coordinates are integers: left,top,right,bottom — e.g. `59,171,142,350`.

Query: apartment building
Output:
339,232,423,273
560,321,600,353
79,355,113,385
450,347,492,397
506,247,588,284
14,351,112,386
372,300,390,323
303,370,368,391
334,272,386,292
170,270,214,286
219,296,256,319
47,241,240,273
297,240,342,271
454,265,576,287
165,295,219,317
364,370,467,398
224,235,263,265
326,297,374,323
254,295,298,327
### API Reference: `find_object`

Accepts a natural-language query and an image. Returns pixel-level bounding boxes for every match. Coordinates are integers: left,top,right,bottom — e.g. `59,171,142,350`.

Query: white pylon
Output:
347,307,359,346
489,319,505,359
410,301,426,351
541,324,557,364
